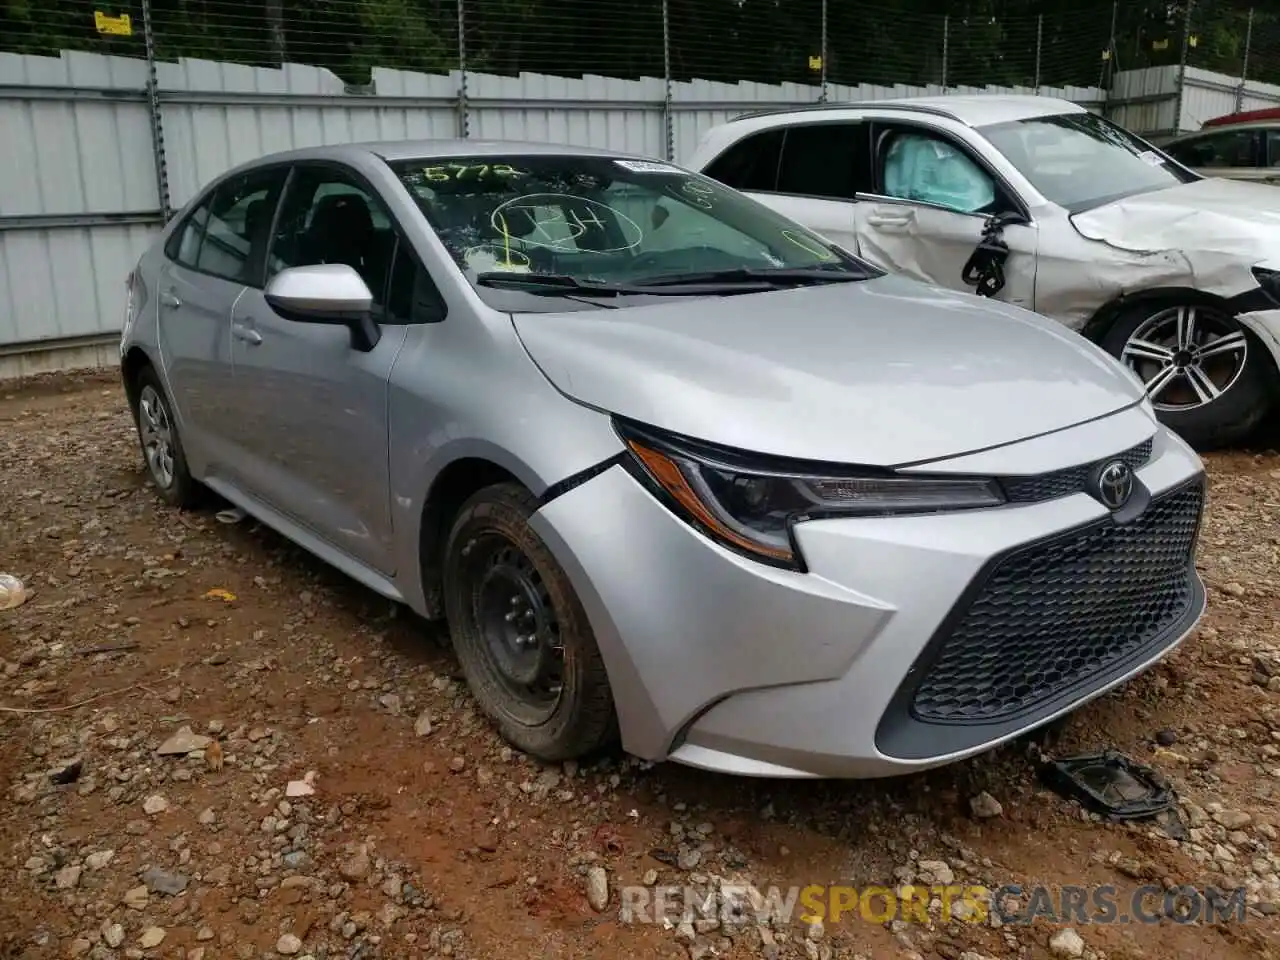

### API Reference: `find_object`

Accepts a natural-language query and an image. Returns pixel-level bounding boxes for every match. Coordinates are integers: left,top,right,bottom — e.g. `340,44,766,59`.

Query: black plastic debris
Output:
47,757,83,785
1038,749,1177,821
960,211,1020,298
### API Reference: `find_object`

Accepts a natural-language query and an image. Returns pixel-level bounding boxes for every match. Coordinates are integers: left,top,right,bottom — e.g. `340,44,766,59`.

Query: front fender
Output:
384,320,627,615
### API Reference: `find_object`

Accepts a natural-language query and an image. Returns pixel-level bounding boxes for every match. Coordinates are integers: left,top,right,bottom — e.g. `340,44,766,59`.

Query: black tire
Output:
442,482,617,761
131,366,202,509
1101,301,1277,450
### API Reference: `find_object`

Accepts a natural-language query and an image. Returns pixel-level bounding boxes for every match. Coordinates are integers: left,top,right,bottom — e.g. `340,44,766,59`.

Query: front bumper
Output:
1238,306,1280,370
530,408,1207,779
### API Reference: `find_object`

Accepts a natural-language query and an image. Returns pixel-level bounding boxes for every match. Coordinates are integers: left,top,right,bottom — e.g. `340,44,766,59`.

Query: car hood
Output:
1071,177,1280,267
511,275,1145,467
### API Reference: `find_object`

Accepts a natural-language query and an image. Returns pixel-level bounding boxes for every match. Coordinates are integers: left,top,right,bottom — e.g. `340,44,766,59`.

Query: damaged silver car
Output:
687,95,1280,447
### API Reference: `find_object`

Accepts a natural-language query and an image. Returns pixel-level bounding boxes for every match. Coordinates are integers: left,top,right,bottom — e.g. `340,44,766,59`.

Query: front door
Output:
229,163,407,574
855,123,1038,309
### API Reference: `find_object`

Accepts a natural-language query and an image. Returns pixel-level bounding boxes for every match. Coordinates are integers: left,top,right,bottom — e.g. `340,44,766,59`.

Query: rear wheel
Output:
132,367,202,508
442,482,617,761
1103,302,1275,449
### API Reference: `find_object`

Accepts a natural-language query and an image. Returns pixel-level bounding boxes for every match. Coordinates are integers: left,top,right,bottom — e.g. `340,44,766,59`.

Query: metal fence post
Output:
267,0,285,66
456,0,470,138
941,15,949,88
1173,0,1193,135
819,0,828,102
1236,7,1254,111
1098,0,1118,112
140,0,171,220
1034,15,1043,92
662,0,673,161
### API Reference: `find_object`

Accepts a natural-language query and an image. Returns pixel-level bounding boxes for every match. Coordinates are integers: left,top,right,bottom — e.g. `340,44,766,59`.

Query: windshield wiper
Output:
475,271,777,297
635,266,875,287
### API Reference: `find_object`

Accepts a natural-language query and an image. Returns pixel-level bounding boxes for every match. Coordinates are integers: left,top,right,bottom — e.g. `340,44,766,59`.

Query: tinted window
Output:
980,112,1197,212
270,166,396,309
192,167,288,285
385,239,446,324
702,129,783,192
776,123,861,199
166,200,211,267
1165,129,1260,168
1267,130,1280,167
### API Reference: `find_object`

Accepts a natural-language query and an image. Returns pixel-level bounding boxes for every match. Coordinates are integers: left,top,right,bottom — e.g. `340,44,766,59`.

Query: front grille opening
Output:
910,482,1202,725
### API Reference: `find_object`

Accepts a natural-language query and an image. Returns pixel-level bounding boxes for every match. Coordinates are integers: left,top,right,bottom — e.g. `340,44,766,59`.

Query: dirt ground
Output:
1,370,1279,960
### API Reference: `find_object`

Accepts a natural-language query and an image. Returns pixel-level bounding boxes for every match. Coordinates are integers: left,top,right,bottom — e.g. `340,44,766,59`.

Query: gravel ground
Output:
1,370,1279,960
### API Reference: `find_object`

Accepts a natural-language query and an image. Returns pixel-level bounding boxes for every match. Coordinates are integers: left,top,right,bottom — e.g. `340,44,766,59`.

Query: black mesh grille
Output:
1001,439,1153,504
909,482,1203,724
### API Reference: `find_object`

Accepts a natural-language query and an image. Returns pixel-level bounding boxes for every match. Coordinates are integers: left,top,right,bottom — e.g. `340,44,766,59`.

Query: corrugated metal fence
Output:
1110,65,1280,138
0,48,1107,375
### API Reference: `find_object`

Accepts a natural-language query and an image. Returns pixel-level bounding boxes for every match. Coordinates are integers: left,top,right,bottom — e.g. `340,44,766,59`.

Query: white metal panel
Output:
0,223,158,343
0,45,1133,362
1110,66,1177,129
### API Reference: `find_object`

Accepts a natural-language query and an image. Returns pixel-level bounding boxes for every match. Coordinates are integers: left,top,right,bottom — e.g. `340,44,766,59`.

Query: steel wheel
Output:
464,533,565,726
138,384,177,490
442,482,617,760
1120,305,1249,412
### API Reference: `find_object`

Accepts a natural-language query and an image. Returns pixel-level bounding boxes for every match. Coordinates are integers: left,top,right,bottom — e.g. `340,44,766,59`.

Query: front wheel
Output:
1103,302,1276,449
441,482,617,761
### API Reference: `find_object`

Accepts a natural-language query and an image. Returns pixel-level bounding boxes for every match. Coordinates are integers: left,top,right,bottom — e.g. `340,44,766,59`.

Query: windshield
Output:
979,112,1198,212
388,154,873,308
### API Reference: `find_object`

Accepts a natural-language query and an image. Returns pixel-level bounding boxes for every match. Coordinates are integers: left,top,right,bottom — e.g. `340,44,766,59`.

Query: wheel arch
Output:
121,345,157,416
1078,286,1235,345
415,456,526,620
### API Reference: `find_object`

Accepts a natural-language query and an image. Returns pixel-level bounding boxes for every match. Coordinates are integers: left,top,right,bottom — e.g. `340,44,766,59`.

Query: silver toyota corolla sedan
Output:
120,140,1209,779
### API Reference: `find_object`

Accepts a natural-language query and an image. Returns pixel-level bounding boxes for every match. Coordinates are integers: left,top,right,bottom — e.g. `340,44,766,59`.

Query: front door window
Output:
881,131,996,214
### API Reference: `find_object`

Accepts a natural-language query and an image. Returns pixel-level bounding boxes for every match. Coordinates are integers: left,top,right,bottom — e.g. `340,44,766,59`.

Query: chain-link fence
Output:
1,1,1270,96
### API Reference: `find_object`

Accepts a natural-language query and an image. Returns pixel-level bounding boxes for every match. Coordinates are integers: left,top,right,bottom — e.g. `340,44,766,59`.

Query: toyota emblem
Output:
1093,460,1135,510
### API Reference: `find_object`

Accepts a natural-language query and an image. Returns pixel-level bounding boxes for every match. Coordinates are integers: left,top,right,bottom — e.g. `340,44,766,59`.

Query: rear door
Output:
155,166,287,477
699,121,867,255
854,119,1038,309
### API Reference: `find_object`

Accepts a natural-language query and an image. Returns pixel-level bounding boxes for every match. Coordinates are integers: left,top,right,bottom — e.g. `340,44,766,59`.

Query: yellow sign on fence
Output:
808,55,823,71
94,11,133,36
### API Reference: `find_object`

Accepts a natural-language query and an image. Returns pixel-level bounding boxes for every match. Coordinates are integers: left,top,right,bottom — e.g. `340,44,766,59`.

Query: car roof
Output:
1167,118,1280,142
236,139,647,167
1202,106,1280,128
734,94,1089,129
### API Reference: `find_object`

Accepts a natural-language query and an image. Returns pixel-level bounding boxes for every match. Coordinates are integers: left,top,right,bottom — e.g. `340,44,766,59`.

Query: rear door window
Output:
775,122,864,200
702,129,784,192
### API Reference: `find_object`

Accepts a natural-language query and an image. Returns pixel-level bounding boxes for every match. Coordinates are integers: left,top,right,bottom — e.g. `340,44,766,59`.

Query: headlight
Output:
615,420,1006,570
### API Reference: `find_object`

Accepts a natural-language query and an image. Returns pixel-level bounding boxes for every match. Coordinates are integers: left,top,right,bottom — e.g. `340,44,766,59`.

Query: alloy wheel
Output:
1120,305,1248,412
137,385,176,489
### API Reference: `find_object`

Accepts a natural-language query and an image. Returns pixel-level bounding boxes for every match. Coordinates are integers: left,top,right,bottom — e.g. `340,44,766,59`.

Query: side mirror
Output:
264,264,381,352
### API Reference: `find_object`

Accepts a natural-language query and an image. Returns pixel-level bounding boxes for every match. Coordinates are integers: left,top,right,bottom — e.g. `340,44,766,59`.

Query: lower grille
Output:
909,482,1204,724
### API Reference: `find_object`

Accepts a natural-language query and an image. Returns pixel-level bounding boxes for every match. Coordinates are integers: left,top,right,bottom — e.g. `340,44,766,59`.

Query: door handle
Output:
160,291,182,309
232,322,262,346
867,213,913,228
